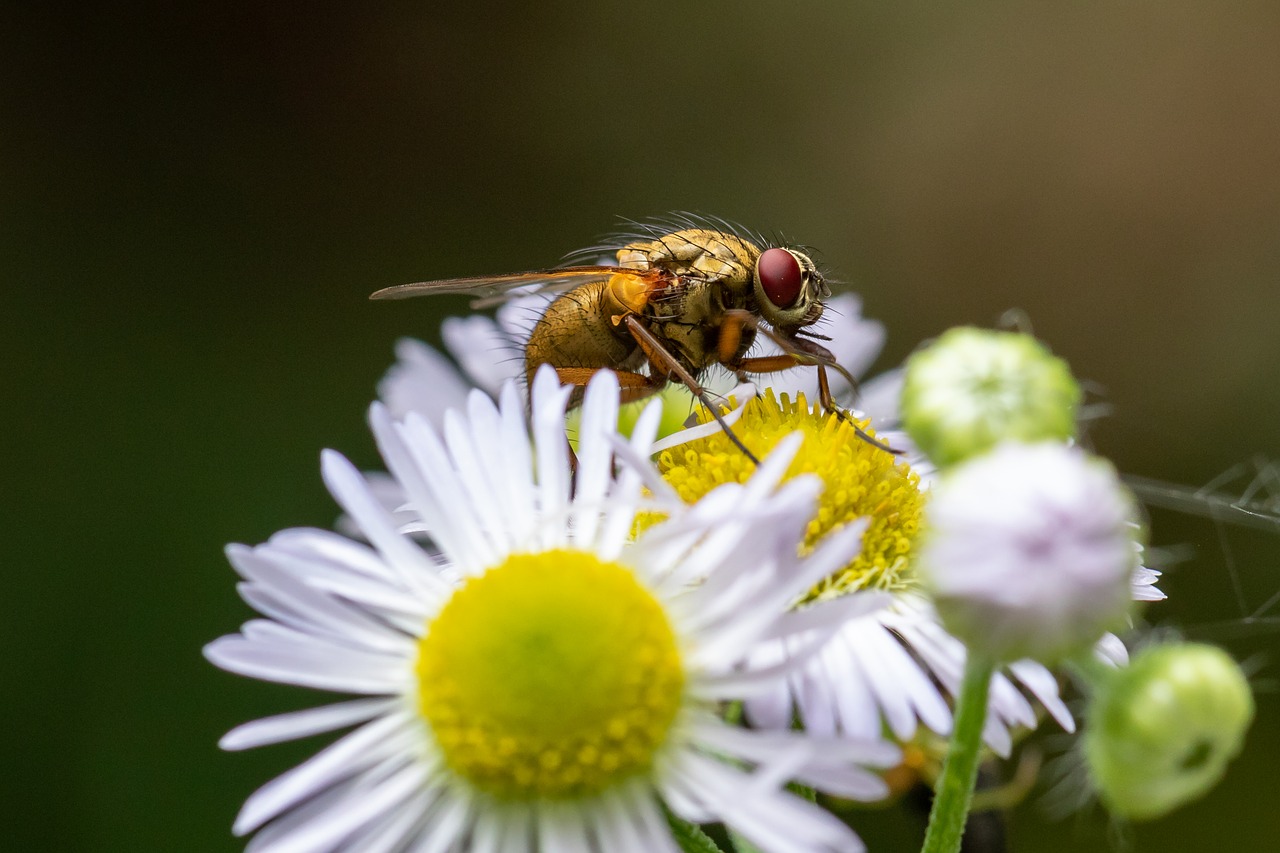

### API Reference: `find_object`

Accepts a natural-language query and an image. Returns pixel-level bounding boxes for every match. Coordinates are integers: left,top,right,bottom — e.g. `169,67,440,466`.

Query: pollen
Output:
657,389,925,600
416,550,685,801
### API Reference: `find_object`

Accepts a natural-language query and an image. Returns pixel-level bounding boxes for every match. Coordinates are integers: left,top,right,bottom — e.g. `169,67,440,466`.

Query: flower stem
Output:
921,654,996,853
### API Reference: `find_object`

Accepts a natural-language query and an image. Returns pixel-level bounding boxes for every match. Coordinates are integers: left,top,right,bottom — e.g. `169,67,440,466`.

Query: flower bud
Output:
918,442,1138,662
1085,643,1254,820
900,327,1081,468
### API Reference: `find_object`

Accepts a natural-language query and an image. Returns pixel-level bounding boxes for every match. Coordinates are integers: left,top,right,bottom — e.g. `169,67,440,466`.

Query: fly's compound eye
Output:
756,247,803,308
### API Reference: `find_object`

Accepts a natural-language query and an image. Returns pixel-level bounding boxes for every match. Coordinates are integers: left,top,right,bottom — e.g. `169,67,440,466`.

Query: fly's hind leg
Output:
549,367,663,405
719,309,898,455
545,366,664,483
620,315,761,466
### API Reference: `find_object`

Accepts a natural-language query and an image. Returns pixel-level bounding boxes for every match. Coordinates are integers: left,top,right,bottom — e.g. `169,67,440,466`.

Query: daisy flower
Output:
206,369,898,853
653,391,1165,758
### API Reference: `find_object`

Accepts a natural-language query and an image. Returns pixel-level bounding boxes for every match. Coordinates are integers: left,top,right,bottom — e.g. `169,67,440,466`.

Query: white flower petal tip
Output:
919,442,1142,663
441,314,523,397
376,337,473,425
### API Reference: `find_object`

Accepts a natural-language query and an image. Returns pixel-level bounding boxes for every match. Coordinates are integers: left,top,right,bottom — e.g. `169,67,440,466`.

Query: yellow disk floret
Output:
416,550,685,801
657,389,925,600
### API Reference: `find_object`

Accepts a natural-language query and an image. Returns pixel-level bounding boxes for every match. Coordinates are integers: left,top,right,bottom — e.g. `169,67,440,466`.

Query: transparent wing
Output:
370,265,649,307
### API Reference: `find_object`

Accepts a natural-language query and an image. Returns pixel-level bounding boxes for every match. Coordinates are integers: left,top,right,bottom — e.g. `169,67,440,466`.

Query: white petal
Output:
690,716,898,778
1008,659,1076,733
496,381,537,541
530,366,574,549
342,790,429,853
233,712,422,835
236,568,412,655
464,386,534,550
249,760,428,853
853,368,904,425
205,631,407,694
413,791,474,853
593,785,679,853
392,411,498,571
649,382,755,454
378,337,472,427
1094,632,1130,666
844,617,949,741
571,370,622,547
219,698,399,751
320,450,441,594
442,314,522,397
662,751,864,853
443,405,514,557
495,292,546,345
535,803,592,853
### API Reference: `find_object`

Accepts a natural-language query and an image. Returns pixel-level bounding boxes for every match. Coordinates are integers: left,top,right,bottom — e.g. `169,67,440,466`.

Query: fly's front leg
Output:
721,309,898,455
621,315,760,465
721,309,862,397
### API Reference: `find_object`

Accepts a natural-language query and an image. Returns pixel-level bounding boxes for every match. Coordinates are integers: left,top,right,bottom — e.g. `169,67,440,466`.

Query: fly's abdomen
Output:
524,281,639,385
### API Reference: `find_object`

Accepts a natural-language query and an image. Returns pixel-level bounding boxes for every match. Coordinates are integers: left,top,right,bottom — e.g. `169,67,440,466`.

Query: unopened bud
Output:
900,327,1081,468
1085,643,1254,820
918,442,1138,663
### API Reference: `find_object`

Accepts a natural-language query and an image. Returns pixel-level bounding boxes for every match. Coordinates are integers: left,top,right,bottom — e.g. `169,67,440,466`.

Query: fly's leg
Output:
549,367,663,405
719,309,898,455
620,315,761,465
546,367,665,484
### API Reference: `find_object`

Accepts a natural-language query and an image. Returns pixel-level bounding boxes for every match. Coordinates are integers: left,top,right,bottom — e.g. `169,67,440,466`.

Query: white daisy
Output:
207,368,898,853
651,392,1165,758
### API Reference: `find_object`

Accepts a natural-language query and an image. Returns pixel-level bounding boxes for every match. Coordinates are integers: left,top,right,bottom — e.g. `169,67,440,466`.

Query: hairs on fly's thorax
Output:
557,212,831,274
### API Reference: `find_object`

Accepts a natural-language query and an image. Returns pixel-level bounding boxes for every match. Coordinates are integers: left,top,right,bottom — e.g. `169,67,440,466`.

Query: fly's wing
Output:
370,266,645,309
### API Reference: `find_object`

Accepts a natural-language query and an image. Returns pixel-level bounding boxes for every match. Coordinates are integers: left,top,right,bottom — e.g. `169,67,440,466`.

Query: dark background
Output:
6,2,1279,850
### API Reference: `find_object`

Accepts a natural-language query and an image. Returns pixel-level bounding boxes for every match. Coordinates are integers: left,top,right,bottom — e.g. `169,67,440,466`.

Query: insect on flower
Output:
372,216,890,462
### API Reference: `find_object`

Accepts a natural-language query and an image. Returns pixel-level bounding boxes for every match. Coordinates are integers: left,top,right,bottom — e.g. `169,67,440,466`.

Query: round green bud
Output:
1084,643,1254,820
900,327,1081,469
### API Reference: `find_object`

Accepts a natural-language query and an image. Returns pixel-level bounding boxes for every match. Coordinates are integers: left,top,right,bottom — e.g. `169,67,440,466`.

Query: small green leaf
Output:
665,813,726,853
786,782,817,802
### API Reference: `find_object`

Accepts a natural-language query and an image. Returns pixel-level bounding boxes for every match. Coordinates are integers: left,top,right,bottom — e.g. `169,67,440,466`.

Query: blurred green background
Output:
6,1,1279,850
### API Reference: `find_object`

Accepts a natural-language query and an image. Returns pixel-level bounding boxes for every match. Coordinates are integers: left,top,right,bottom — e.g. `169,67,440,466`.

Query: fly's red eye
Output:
757,248,803,308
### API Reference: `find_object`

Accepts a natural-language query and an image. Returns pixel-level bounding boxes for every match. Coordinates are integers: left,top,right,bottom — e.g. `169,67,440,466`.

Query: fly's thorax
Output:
616,228,758,297
645,277,734,372
524,281,640,383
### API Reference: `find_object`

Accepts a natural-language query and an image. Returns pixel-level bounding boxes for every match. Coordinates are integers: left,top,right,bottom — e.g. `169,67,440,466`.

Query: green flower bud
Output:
900,327,1081,468
1085,643,1254,820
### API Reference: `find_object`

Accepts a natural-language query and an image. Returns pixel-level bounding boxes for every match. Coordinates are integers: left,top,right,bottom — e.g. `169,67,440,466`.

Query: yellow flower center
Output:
416,550,685,800
657,390,925,600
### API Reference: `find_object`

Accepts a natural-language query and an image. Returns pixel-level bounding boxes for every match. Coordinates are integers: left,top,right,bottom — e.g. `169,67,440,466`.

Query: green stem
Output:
920,654,996,853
